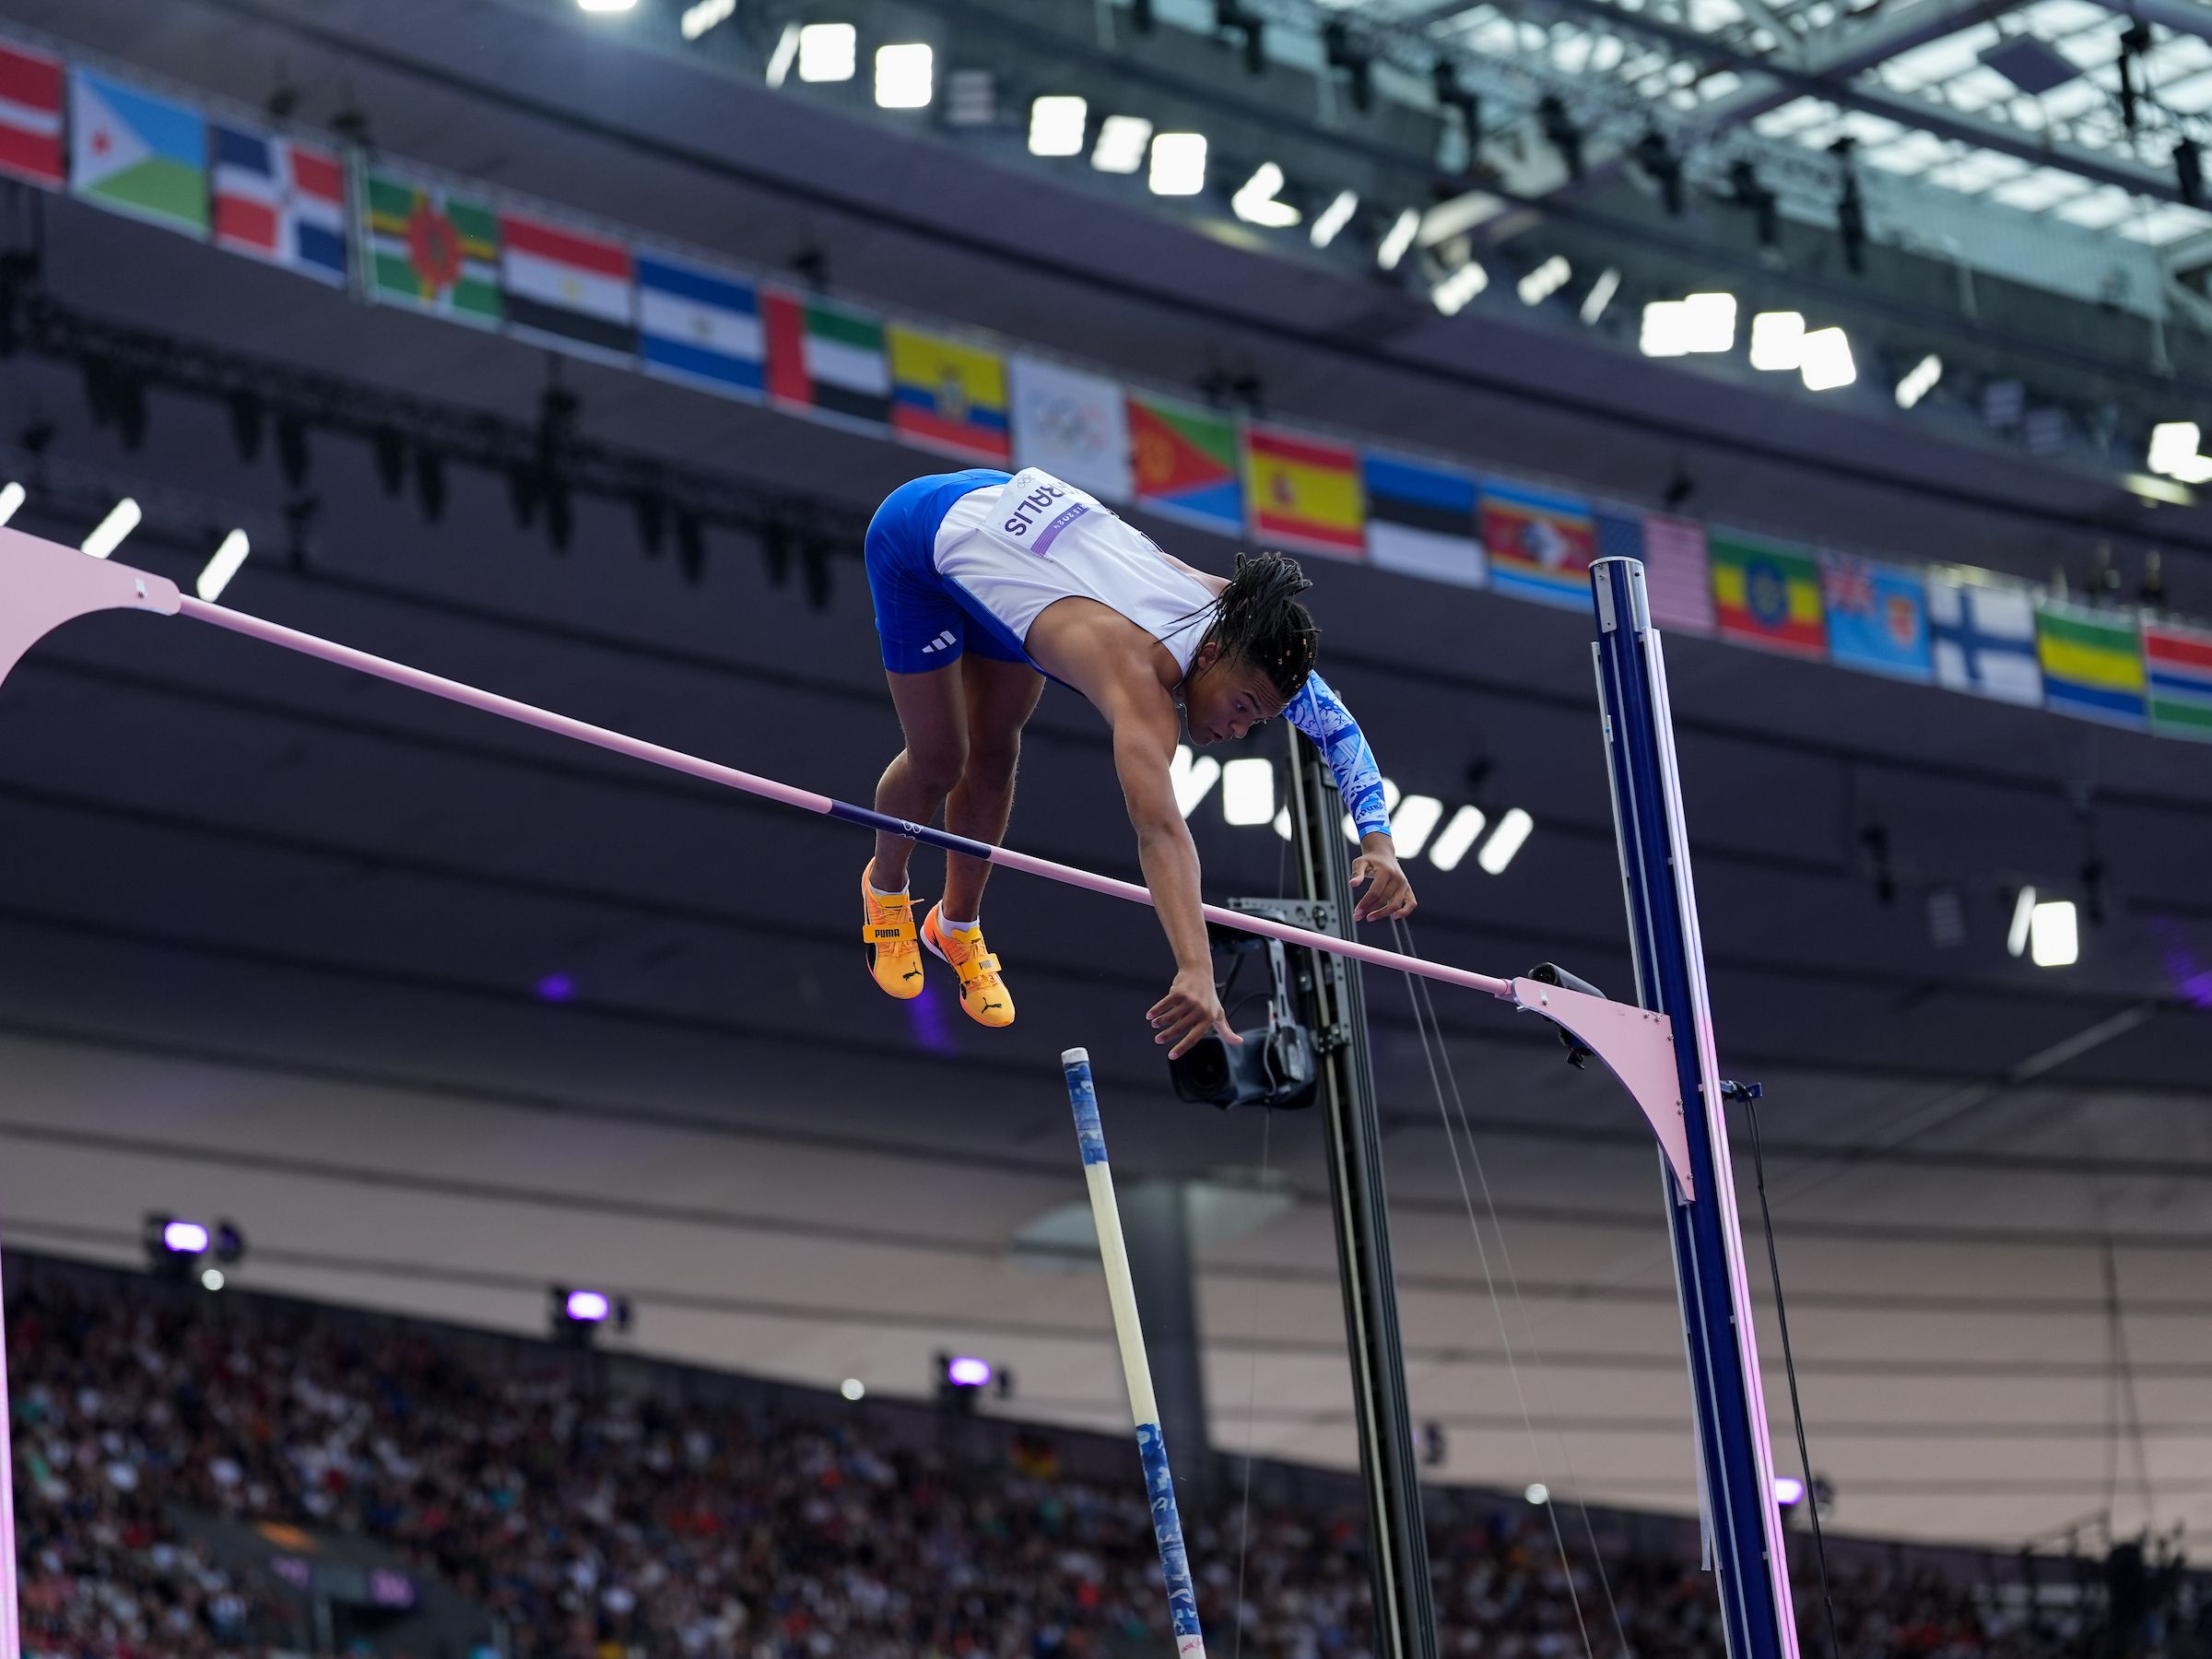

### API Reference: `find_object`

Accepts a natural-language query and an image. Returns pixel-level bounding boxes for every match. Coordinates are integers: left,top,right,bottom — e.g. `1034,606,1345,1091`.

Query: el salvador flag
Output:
637,253,764,400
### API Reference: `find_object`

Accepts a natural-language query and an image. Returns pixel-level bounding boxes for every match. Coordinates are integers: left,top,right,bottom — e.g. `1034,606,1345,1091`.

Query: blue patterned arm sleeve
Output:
1285,670,1391,840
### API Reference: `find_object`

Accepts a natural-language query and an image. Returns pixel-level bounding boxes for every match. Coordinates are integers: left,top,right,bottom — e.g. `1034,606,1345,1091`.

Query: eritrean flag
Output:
1243,425,1364,560
888,324,1011,464
2036,601,2146,728
1480,483,1594,609
1127,392,1241,535
363,168,501,327
2145,619,2212,741
1710,535,1824,657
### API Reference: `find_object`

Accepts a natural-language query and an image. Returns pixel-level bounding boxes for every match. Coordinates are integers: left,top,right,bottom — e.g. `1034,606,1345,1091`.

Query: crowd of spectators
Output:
4,1261,2194,1659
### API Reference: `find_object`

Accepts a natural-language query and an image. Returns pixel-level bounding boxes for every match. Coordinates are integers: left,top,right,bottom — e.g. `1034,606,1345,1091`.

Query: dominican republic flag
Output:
636,252,763,399
212,123,347,285
0,39,65,189
500,209,637,366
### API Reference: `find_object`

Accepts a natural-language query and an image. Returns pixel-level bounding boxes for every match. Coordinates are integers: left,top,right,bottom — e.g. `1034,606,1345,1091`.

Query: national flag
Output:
500,210,635,364
634,253,763,399
0,40,65,189
1820,553,1930,682
2035,601,2147,728
2144,619,2212,741
69,69,208,238
1362,452,1483,587
1480,482,1594,609
1926,574,2041,706
887,324,1012,464
1640,515,1714,634
363,170,501,326
1009,356,1131,501
1244,426,1364,559
211,122,346,285
762,288,890,429
1710,535,1825,656
1127,393,1241,535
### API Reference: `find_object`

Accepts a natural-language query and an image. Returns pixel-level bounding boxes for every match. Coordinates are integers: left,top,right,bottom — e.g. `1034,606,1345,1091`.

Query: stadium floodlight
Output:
1679,291,1737,352
164,1219,211,1255
1431,258,1488,315
1477,807,1534,875
552,1285,630,1343
1525,1482,1550,1505
1748,310,1805,371
1773,1475,1806,1507
1427,805,1487,871
2007,887,2037,958
1377,206,1419,271
796,22,857,83
841,1377,866,1401
680,0,737,41
1516,254,1571,306
196,529,251,603
566,1288,612,1322
947,1355,992,1387
1148,132,1207,196
875,43,933,109
575,0,637,11
1030,96,1088,157
1392,794,1444,861
81,497,141,559
1091,114,1153,174
1799,326,1856,391
200,1268,227,1292
762,21,801,86
2030,900,2078,968
1640,300,1690,358
1231,163,1300,228
1580,265,1619,325
1310,188,1359,248
0,480,23,527
2148,419,2212,482
1221,757,1276,825
1895,353,1943,409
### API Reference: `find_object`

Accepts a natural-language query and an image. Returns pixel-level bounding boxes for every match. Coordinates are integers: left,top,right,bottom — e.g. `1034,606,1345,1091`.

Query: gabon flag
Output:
1242,425,1364,559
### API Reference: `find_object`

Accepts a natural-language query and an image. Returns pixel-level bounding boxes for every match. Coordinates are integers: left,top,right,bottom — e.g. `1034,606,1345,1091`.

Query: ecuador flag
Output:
888,325,1012,464
1710,535,1824,656
1243,425,1365,559
1127,393,1242,535
2036,601,2147,728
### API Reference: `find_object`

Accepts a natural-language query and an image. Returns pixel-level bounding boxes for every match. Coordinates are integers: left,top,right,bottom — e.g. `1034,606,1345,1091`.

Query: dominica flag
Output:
636,252,763,400
0,39,65,190
1710,535,1825,657
1361,451,1483,586
1479,482,1594,609
2036,600,2146,727
1127,392,1241,535
69,69,208,238
500,209,637,365
762,288,890,430
888,324,1012,464
364,169,501,326
2145,619,2212,741
1244,426,1364,559
1820,552,1930,682
212,122,347,286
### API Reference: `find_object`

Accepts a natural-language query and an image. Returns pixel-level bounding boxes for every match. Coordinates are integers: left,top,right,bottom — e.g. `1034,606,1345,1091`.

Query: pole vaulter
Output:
0,524,1796,1659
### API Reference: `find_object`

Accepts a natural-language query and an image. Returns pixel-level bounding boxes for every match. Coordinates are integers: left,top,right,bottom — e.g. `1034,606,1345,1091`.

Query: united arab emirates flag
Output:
762,288,889,429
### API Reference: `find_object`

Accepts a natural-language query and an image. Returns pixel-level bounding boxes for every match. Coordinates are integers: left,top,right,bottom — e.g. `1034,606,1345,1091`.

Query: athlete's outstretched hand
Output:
1150,966,1243,1060
1351,835,1418,923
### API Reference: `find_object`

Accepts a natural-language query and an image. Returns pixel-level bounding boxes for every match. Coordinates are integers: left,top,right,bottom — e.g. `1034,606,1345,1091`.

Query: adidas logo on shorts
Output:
921,630,957,654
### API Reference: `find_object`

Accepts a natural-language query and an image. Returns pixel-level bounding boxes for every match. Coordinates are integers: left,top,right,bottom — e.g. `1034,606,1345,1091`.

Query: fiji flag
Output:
1821,553,1931,683
213,123,347,285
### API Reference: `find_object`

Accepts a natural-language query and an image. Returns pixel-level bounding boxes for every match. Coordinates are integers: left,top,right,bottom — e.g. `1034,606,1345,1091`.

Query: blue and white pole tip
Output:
1061,1046,1089,1065
1061,1050,1108,1167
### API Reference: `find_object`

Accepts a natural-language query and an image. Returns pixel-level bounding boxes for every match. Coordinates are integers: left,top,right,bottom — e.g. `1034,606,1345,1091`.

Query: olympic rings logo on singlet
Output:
994,468,1094,558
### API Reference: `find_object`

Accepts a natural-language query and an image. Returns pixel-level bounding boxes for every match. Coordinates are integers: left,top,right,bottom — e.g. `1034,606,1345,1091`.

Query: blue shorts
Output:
865,469,1030,674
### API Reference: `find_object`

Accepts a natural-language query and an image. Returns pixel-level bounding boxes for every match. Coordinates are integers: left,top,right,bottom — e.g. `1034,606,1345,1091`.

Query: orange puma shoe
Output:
861,864,925,1001
922,905,1015,1029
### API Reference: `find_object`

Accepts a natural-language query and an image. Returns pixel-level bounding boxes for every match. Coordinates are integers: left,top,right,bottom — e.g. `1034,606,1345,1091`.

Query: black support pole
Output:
1286,732,1441,1659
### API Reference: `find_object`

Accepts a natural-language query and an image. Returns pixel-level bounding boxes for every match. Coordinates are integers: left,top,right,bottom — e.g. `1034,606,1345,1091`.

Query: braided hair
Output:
1200,551,1321,704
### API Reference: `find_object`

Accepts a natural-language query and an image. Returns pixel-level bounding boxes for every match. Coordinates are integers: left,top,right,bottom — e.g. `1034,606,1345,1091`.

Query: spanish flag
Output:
887,324,1012,464
1242,425,1365,559
1710,535,1825,657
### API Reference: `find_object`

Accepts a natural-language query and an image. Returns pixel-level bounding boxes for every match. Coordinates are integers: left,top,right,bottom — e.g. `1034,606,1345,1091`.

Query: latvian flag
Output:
213,122,347,285
500,210,637,366
0,38,65,189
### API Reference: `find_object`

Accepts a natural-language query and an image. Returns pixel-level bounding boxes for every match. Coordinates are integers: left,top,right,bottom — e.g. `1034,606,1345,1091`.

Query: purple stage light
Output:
536,972,576,1002
1773,1475,1806,1507
946,1356,992,1388
565,1288,612,1323
162,1219,210,1255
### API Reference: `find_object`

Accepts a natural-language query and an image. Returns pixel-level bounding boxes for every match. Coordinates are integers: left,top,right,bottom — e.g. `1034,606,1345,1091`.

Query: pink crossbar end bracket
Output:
0,527,182,691
1510,977,1694,1199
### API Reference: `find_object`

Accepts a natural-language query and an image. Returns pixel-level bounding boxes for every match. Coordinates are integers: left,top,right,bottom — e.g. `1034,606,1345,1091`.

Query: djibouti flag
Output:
363,168,502,328
69,69,209,238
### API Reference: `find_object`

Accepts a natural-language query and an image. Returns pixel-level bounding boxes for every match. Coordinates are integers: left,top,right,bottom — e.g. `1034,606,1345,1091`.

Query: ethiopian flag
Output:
1128,393,1241,535
1710,535,1825,657
69,69,208,238
2036,601,2146,728
363,168,501,327
1243,425,1365,559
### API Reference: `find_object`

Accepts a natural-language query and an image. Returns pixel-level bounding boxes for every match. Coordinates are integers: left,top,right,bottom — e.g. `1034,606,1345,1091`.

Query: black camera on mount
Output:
1167,925,1322,1112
